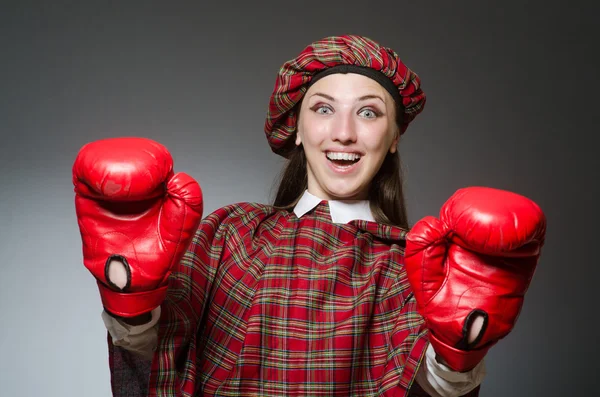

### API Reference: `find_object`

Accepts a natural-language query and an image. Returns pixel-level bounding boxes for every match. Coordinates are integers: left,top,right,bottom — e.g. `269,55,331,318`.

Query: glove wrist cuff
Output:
428,331,491,372
97,280,168,318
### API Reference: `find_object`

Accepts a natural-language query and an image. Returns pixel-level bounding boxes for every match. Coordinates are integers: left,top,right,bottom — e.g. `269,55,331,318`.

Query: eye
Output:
315,105,333,115
359,108,379,119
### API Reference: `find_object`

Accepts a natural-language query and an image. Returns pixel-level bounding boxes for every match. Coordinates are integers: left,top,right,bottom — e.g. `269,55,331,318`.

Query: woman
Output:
73,35,545,396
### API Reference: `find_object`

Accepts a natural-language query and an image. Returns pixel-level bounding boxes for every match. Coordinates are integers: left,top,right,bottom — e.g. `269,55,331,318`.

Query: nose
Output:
330,110,357,144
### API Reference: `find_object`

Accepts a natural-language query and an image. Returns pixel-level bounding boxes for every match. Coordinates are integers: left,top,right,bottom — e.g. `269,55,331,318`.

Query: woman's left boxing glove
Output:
405,186,546,372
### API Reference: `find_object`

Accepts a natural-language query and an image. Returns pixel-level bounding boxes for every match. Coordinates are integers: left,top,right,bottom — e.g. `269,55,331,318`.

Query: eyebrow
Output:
311,92,335,101
358,94,386,104
309,92,386,104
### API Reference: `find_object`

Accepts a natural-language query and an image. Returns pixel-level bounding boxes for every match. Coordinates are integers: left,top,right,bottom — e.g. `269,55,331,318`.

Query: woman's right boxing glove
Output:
73,137,204,318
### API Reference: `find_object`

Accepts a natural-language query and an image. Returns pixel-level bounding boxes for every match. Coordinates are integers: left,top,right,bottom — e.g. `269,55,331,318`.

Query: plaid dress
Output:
108,200,480,396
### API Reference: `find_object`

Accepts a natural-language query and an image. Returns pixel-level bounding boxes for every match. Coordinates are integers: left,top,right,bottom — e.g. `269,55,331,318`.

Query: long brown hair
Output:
271,103,410,229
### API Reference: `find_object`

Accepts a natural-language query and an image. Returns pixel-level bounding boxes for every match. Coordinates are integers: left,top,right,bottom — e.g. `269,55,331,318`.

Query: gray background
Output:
0,1,597,396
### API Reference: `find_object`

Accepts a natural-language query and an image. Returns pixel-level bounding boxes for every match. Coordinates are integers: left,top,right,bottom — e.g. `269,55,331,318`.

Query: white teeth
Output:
326,152,361,161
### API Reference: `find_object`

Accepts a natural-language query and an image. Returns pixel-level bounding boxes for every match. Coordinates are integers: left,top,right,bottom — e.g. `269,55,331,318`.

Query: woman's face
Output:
296,73,399,201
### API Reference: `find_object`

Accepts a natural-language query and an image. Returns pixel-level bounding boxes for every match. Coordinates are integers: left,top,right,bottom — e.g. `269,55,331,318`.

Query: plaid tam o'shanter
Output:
107,201,480,396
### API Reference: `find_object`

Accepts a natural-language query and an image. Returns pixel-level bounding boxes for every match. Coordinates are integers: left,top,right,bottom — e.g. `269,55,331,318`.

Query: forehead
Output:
304,73,392,102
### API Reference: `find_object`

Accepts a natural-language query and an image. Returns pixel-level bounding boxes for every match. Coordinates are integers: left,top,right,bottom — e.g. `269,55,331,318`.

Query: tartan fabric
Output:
264,34,426,157
107,201,480,396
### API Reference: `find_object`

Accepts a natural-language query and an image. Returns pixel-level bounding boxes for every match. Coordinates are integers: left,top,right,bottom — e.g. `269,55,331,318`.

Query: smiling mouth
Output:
326,152,362,168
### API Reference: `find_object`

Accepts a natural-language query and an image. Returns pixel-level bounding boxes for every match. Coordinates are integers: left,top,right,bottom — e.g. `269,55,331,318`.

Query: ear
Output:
295,131,302,146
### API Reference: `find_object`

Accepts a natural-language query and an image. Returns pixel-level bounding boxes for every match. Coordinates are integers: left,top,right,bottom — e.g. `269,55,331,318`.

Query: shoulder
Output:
207,202,281,224
197,202,286,239
351,220,407,251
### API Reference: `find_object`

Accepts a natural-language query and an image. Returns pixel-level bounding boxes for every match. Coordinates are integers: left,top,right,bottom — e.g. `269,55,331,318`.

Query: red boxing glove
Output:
73,137,203,317
405,186,546,372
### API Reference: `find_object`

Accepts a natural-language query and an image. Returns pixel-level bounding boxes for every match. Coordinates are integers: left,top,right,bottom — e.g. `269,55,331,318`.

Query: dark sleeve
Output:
408,381,481,396
107,335,151,397
408,382,481,397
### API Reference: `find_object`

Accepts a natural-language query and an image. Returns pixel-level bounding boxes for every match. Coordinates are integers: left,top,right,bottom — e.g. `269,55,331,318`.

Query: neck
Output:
305,188,368,203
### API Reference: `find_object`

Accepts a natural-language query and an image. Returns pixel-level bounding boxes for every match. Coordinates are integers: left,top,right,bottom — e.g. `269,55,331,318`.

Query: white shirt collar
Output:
293,190,375,224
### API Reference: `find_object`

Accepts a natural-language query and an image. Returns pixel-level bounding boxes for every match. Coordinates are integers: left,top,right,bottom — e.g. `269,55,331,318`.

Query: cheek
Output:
363,128,393,152
301,117,329,147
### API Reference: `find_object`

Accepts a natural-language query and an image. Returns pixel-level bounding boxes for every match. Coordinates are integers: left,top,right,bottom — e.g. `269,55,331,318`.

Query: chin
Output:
324,185,367,201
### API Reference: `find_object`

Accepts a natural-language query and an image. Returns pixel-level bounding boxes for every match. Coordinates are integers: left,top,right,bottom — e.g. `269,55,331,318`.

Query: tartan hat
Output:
264,34,426,157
